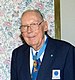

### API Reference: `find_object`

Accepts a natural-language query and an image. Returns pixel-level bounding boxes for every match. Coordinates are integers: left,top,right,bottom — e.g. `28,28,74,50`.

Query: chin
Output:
28,42,37,46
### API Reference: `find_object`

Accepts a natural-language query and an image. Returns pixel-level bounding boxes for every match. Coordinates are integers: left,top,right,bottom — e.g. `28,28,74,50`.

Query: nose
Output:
27,26,32,33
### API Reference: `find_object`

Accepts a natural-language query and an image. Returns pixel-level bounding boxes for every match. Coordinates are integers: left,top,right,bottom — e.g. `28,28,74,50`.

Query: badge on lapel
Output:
52,70,60,79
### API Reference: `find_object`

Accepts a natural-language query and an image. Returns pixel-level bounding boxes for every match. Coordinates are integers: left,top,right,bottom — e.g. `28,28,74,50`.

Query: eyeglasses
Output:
20,20,44,32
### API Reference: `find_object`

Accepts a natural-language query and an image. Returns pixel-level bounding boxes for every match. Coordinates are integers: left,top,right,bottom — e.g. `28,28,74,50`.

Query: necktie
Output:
32,52,41,80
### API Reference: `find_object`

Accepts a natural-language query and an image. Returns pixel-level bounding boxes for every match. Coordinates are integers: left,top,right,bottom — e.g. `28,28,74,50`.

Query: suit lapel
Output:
19,45,31,80
37,37,57,80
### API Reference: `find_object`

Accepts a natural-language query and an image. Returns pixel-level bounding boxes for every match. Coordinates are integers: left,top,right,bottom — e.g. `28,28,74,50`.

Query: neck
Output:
32,37,45,51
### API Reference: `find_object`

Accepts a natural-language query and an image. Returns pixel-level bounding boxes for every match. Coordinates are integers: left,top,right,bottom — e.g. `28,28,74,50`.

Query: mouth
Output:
27,34,36,38
27,35,36,39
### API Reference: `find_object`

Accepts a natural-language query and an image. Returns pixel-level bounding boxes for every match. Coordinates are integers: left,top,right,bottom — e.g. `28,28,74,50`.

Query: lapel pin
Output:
51,54,53,57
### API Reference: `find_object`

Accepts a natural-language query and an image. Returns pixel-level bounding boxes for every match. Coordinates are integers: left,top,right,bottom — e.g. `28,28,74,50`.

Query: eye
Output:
30,23,38,26
21,25,28,27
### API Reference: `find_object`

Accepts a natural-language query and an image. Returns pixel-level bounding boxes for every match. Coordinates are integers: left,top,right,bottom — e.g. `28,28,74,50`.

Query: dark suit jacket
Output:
11,35,75,80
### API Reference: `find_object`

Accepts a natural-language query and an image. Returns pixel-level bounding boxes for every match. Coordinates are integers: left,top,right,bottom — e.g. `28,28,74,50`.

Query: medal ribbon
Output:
32,37,48,60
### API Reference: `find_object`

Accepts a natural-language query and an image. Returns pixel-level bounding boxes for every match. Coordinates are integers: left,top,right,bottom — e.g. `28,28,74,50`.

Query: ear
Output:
44,21,48,32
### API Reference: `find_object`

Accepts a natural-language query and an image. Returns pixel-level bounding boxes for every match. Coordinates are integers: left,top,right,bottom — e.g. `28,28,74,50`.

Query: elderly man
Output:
11,9,75,80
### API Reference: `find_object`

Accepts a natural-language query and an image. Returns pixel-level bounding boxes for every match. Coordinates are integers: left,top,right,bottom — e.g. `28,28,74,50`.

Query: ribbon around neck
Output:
32,37,48,60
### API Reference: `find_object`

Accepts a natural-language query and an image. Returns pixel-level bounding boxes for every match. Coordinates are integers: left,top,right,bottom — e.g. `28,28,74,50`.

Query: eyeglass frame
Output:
20,20,44,32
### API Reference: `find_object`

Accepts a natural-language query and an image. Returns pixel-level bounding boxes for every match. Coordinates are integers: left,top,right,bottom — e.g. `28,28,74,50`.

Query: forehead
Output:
21,11,43,21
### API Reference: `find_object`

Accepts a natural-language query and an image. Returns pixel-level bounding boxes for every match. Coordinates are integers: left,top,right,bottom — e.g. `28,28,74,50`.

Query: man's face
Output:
21,11,48,49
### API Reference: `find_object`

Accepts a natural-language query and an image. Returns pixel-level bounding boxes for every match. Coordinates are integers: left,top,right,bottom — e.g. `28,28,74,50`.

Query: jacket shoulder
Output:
47,35,75,51
12,43,30,54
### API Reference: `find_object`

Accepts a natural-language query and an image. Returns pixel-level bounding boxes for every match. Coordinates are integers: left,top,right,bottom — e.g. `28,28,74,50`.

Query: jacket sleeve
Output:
64,45,75,80
11,49,18,80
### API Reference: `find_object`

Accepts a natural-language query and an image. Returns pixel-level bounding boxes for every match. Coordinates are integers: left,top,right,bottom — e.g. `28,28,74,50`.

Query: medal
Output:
33,60,38,72
33,60,37,67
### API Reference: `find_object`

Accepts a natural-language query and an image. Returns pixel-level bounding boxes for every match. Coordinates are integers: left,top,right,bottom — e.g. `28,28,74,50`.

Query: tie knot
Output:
33,52,38,60
35,52,38,56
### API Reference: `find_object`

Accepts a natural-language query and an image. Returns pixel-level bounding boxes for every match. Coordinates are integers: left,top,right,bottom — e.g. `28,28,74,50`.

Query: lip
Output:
27,35,36,38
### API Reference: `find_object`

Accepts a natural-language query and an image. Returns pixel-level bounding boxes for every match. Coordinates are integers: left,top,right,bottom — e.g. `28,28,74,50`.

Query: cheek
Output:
21,32,37,44
21,33,28,41
36,30,44,41
22,36,32,45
